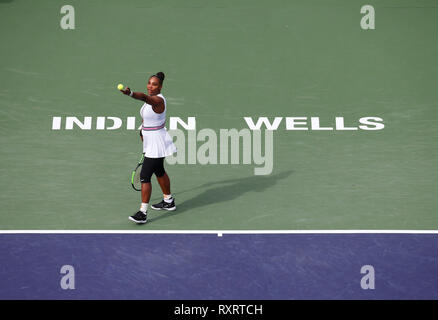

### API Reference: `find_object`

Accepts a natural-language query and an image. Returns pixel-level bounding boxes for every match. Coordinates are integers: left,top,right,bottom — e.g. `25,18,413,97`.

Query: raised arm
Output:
121,87,165,113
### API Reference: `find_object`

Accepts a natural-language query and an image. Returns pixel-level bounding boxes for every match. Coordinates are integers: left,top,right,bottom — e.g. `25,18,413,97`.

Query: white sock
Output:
163,194,173,203
140,203,148,213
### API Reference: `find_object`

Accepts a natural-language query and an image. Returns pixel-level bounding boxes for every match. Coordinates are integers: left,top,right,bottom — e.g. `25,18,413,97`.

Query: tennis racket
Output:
131,153,144,191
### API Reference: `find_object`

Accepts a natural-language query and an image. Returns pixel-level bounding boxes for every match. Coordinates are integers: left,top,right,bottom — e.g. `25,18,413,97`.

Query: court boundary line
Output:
1,230,438,234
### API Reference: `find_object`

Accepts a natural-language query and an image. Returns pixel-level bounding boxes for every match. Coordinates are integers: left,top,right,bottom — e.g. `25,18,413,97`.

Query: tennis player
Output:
121,72,177,224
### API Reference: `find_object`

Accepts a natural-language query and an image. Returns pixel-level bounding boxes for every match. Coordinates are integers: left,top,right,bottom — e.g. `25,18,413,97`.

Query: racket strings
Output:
132,165,142,191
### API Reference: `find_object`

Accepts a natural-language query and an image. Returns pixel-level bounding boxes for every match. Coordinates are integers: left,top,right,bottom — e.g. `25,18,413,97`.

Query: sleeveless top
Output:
140,93,166,130
139,93,177,158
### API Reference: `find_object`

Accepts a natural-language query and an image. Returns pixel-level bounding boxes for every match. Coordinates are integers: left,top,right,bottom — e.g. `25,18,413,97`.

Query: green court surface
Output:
0,0,437,230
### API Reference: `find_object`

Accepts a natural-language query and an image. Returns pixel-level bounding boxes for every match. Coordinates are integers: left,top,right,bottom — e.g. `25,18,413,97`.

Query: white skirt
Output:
142,128,177,158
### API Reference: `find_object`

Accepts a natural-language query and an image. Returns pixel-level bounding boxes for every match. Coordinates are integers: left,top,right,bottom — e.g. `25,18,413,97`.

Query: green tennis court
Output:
0,0,437,230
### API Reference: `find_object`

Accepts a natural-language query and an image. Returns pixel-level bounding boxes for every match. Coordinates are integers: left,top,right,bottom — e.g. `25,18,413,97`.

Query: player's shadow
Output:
148,170,293,223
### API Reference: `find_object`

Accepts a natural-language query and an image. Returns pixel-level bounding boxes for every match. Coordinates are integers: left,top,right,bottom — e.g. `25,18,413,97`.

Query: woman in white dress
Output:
120,72,177,224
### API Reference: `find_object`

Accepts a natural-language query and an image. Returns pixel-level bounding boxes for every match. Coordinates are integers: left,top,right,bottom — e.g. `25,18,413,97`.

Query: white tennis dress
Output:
140,93,177,158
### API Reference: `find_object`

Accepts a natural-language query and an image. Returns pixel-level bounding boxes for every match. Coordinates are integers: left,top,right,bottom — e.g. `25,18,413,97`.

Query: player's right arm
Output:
121,87,165,113
122,87,147,101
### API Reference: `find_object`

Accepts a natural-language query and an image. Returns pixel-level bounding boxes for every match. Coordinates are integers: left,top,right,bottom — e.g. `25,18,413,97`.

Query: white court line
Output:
0,230,438,234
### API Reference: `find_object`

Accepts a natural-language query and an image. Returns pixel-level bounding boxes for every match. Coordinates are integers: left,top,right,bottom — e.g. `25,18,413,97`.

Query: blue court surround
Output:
0,234,437,300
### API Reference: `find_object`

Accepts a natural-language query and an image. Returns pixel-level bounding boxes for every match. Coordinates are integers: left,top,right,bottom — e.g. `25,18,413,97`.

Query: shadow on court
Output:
148,170,293,223
0,0,14,3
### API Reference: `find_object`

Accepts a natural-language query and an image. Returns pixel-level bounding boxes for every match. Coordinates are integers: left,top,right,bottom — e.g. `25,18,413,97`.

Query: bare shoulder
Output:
151,95,165,113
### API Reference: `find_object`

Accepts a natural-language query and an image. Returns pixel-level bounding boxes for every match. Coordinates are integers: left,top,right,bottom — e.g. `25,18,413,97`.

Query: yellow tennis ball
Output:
117,83,124,90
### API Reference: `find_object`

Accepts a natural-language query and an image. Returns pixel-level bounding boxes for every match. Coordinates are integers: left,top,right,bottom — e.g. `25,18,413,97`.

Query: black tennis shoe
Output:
129,211,147,224
151,199,176,211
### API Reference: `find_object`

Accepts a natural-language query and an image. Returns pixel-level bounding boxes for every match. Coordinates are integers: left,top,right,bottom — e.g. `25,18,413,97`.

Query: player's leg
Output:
151,158,176,211
141,182,152,204
129,157,154,223
156,172,171,195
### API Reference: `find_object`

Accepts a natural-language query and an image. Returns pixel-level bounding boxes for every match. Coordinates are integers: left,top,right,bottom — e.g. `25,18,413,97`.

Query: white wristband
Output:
129,90,134,97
